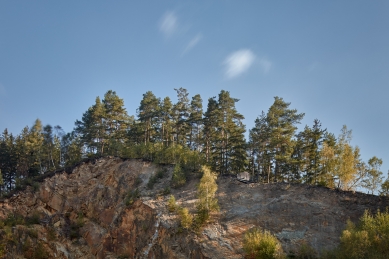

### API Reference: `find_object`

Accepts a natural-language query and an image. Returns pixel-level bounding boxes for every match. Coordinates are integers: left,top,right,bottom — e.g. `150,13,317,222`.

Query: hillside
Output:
1,157,388,258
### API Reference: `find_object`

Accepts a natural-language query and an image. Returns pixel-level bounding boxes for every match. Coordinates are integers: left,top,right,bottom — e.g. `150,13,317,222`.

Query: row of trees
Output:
1,89,387,195
0,121,66,193
248,99,386,194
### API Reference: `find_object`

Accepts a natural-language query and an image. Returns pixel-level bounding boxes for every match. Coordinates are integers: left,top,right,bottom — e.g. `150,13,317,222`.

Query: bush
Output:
243,228,285,259
32,182,40,192
162,186,171,195
69,213,85,240
33,241,49,259
167,195,177,212
147,168,166,190
156,168,167,179
134,176,142,187
3,213,25,227
171,164,186,188
178,207,193,230
193,208,210,230
195,166,218,229
27,229,38,238
147,174,158,189
25,211,41,226
125,188,140,206
292,242,317,259
335,209,389,259
47,226,56,241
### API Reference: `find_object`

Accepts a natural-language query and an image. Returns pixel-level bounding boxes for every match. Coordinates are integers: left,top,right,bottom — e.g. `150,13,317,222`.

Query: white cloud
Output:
258,58,272,74
182,33,202,55
224,49,255,79
159,11,178,37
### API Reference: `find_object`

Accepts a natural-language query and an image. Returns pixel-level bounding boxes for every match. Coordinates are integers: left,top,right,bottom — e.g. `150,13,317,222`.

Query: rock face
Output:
1,157,389,258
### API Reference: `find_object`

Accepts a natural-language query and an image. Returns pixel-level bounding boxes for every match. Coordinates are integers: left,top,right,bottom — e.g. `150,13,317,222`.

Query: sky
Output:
0,1,388,176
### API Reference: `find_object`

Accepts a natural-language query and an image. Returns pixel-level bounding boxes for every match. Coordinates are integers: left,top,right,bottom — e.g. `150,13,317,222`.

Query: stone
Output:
0,157,388,258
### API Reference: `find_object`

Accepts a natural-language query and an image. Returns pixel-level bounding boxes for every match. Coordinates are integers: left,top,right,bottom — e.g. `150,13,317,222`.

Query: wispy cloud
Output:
159,11,178,37
224,49,255,79
258,58,272,74
182,33,202,55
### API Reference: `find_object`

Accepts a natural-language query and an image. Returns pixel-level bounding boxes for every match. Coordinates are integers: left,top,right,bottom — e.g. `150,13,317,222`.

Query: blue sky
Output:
0,1,388,175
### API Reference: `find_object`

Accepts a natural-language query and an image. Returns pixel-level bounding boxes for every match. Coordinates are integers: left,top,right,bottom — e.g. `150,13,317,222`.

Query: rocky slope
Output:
1,157,389,258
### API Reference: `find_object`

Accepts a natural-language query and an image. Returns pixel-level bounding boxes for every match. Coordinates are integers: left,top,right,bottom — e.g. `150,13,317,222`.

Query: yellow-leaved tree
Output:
320,125,367,191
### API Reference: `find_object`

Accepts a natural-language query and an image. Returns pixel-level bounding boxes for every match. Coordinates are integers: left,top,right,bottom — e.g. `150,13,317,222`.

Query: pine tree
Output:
295,120,326,184
202,97,218,164
0,129,18,191
266,97,304,182
249,111,272,183
75,97,105,154
137,91,160,144
159,97,174,146
0,169,3,195
188,94,203,151
75,91,129,156
211,90,246,174
172,88,190,146
61,131,83,166
103,90,130,155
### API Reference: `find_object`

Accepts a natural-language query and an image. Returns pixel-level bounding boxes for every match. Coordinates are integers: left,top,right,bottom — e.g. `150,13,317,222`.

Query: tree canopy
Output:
0,89,386,196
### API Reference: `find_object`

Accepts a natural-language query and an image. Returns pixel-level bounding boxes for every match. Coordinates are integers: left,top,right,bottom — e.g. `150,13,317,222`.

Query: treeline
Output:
1,89,388,195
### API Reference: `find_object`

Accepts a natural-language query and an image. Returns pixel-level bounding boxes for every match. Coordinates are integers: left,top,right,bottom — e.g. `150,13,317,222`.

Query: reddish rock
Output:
0,157,388,258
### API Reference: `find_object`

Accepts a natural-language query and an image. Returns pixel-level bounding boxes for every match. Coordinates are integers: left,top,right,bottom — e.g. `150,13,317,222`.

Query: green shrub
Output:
70,223,80,239
4,213,25,227
134,176,142,186
27,229,38,238
193,209,210,230
156,168,167,179
23,238,48,258
167,195,177,212
335,209,389,259
125,189,140,206
33,241,49,259
69,213,85,240
163,186,171,195
194,166,219,230
171,164,186,188
25,211,41,226
243,228,285,259
178,207,193,230
147,174,158,189
292,242,317,259
22,238,32,254
32,181,40,192
47,226,56,241
0,241,4,258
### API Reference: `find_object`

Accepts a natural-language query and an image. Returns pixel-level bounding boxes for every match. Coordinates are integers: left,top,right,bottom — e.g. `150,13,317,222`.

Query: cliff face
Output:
1,157,388,258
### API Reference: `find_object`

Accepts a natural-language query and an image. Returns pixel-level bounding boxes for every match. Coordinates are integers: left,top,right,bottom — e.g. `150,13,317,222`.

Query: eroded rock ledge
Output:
1,157,388,258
